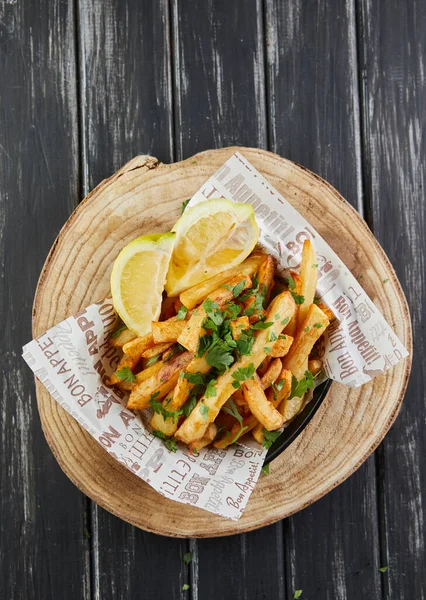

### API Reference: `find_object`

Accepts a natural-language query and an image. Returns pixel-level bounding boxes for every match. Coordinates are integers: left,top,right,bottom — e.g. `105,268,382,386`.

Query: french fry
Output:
152,320,186,343
257,255,275,304
189,424,217,453
230,316,250,340
123,333,155,358
214,414,258,448
283,272,301,337
297,240,318,332
141,342,174,358
127,351,193,410
179,254,264,309
109,354,140,385
252,368,292,442
110,328,137,348
242,375,284,431
260,358,282,389
175,291,295,444
177,275,252,352
283,304,330,379
269,335,293,358
308,358,323,376
257,356,272,377
135,361,163,383
317,301,335,322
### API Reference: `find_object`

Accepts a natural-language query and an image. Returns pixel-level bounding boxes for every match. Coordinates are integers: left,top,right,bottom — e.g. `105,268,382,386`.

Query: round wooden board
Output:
33,147,412,538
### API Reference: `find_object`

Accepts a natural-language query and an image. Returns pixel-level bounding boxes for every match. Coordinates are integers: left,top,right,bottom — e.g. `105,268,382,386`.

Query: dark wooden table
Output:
1,1,424,598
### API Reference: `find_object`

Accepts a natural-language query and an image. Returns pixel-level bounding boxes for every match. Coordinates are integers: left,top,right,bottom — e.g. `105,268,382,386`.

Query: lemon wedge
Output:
165,199,259,296
111,233,175,336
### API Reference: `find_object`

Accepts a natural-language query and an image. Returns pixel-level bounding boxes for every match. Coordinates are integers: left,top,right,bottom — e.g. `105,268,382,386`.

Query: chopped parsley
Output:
182,372,206,386
251,320,273,330
281,317,289,326
294,591,303,599
111,324,126,339
379,566,389,573
271,378,286,400
205,379,217,398
181,199,190,213
236,331,255,356
262,429,281,449
150,397,183,423
145,354,161,367
183,552,192,565
313,322,323,329
312,263,318,268
230,425,248,444
313,297,321,305
176,305,188,320
264,346,272,354
231,363,255,389
182,394,197,417
222,279,247,298
114,367,136,383
222,398,243,426
152,430,178,452
182,584,190,591
261,464,270,475
286,275,305,304
268,331,278,342
304,326,310,332
199,403,209,421
290,370,315,398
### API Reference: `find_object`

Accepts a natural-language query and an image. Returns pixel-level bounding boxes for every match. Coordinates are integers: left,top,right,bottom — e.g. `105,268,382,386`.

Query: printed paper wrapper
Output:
22,152,408,520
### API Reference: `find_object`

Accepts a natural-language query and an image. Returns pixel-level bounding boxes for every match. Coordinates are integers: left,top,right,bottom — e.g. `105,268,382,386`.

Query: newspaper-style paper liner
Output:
22,152,408,520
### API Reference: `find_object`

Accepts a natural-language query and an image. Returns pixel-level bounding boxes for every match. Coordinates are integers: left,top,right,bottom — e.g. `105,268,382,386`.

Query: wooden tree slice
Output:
33,147,412,537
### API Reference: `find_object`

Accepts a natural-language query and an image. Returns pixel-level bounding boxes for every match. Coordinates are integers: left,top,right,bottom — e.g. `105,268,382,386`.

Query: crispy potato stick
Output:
297,240,318,332
189,424,217,453
115,380,134,392
317,301,335,322
283,304,329,379
260,358,282,389
257,356,272,377
177,275,252,352
123,333,154,358
232,389,247,409
110,328,137,348
251,368,293,442
230,316,250,340
152,320,186,343
109,354,140,385
283,272,301,337
175,291,295,444
141,342,174,358
127,351,193,410
242,376,284,431
308,358,323,376
151,356,211,435
135,361,163,383
214,413,258,449
270,335,293,358
281,395,305,422
179,254,264,309
257,255,275,304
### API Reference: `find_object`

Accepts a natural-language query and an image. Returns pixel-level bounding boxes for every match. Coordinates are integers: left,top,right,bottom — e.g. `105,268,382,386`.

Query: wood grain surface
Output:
2,0,424,598
33,147,411,538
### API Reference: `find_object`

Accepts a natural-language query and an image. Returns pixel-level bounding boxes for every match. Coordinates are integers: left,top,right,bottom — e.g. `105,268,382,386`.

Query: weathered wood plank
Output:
171,1,287,598
76,1,189,598
0,0,90,598
357,1,426,598
265,1,382,598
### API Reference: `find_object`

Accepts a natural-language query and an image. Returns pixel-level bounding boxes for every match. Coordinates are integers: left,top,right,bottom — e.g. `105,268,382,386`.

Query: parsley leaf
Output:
231,363,255,389
292,292,305,305
236,331,255,356
182,584,190,591
176,305,188,320
199,403,209,421
312,263,318,268
251,321,273,330
313,322,323,329
231,425,248,444
271,378,286,400
111,324,126,339
294,590,303,599
287,276,296,291
281,317,289,326
268,331,277,342
313,297,321,305
152,430,178,452
183,552,192,565
183,372,206,386
304,326,310,332
182,394,197,417
379,566,389,573
262,429,281,449
181,199,190,214
222,279,247,298
150,397,183,423
206,341,235,371
261,464,270,475
114,367,136,383
290,370,315,398
264,346,271,354
223,301,241,320
145,354,161,367
205,379,217,398
222,398,243,426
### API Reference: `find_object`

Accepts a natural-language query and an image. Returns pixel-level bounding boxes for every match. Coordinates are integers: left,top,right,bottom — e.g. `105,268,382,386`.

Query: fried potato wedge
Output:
123,333,154,358
110,328,137,348
297,240,318,332
259,358,282,389
242,376,284,431
269,335,293,358
152,319,186,343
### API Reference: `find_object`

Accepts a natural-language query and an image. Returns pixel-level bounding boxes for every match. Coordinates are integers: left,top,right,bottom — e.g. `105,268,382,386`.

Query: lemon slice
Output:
111,233,175,336
165,199,259,296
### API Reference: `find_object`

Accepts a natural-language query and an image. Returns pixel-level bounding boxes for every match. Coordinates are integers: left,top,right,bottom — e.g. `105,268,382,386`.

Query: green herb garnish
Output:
114,367,136,383
231,363,255,389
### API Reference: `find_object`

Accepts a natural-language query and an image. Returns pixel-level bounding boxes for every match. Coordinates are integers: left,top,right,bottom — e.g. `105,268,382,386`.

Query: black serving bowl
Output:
264,379,332,465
